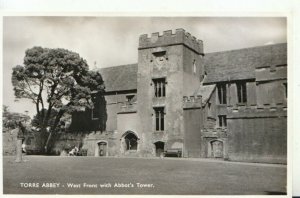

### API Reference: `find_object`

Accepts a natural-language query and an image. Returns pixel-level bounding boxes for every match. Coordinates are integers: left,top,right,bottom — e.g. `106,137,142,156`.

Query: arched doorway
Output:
120,131,140,155
154,141,164,157
124,133,138,150
210,140,223,158
96,141,108,156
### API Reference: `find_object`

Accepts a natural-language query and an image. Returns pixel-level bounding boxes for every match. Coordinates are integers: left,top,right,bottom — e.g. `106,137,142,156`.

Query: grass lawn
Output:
3,156,286,195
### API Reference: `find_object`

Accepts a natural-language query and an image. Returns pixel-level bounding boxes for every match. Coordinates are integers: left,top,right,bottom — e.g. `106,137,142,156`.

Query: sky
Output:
3,17,287,117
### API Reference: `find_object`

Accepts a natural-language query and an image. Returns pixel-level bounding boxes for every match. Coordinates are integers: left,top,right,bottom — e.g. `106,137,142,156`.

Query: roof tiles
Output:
97,64,138,92
203,43,287,84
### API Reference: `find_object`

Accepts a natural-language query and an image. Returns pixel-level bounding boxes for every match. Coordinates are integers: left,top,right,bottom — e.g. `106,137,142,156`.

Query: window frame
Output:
154,107,165,131
153,78,166,98
217,83,227,104
218,115,227,127
236,81,247,104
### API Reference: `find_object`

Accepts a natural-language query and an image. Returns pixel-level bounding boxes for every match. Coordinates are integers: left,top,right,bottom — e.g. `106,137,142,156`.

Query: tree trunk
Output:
44,133,53,153
44,110,65,153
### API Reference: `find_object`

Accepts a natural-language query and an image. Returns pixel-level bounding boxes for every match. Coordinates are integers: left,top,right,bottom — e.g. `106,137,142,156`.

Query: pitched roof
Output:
194,84,216,105
95,44,287,91
97,64,138,92
203,43,287,84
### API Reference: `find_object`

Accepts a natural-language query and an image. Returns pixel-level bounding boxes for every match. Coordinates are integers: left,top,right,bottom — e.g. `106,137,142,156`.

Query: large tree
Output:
12,47,106,153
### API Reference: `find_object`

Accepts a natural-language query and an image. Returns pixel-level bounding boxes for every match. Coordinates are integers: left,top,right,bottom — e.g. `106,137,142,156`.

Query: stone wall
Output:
3,129,18,155
182,46,203,96
105,92,137,132
200,128,228,159
3,129,44,155
117,112,138,136
255,65,287,107
183,106,203,158
227,106,287,164
83,131,118,156
50,131,119,156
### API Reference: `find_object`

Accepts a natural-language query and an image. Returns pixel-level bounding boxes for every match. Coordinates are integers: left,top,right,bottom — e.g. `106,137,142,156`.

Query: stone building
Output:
65,29,287,163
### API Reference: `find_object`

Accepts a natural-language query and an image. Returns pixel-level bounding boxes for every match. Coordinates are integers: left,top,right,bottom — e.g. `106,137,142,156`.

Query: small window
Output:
154,107,165,131
217,83,227,104
126,95,135,104
283,83,287,98
218,115,227,127
193,60,196,74
153,78,166,98
236,82,247,103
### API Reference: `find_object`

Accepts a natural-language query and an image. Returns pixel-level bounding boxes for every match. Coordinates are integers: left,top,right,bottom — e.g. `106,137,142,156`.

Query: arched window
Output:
124,133,138,150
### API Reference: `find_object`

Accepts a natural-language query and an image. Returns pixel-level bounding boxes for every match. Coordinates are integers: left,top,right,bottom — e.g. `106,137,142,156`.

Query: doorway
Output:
211,140,223,158
98,141,107,156
124,132,138,151
154,141,165,157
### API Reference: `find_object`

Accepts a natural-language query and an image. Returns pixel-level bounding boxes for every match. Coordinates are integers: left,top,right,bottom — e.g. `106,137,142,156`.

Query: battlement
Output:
255,64,287,82
139,29,204,55
183,95,202,109
227,104,287,118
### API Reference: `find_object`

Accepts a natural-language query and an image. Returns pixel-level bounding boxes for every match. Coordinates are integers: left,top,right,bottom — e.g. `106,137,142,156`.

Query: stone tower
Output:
136,29,204,157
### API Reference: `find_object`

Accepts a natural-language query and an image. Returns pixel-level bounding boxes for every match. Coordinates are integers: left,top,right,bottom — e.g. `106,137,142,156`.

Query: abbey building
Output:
67,29,287,163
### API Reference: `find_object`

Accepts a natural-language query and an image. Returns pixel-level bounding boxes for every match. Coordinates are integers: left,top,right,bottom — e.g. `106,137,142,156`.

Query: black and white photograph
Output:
2,16,288,195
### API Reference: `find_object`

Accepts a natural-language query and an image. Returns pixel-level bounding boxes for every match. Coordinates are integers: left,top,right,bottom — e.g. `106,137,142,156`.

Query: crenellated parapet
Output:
139,29,204,55
183,95,202,109
255,64,287,82
227,104,287,119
